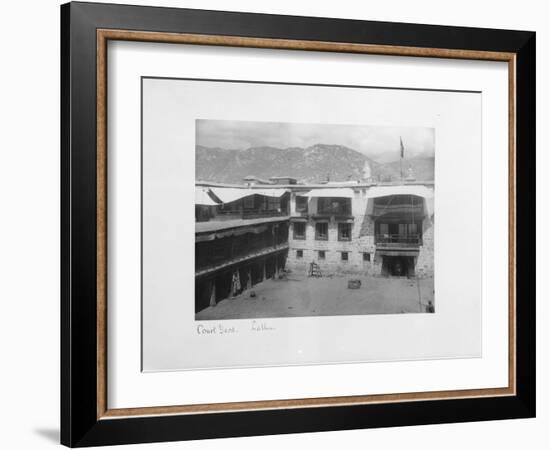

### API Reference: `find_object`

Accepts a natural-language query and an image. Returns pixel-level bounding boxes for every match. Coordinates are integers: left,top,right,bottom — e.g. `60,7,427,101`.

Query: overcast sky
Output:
196,119,434,163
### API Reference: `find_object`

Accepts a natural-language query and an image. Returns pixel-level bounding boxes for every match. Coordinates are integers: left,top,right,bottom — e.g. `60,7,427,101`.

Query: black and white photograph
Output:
194,119,435,320
141,75,483,372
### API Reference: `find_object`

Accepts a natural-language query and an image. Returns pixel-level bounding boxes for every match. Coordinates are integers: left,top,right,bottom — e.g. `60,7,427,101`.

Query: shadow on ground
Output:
34,428,59,444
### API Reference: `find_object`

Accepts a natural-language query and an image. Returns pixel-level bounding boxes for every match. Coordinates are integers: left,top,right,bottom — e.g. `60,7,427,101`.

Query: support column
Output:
290,192,296,216
262,260,266,281
274,257,279,279
247,268,252,290
209,280,216,307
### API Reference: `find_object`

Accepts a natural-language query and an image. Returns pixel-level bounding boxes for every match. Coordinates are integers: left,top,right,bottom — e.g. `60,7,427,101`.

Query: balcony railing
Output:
375,234,421,247
195,242,289,277
214,209,286,220
317,208,352,217
242,210,286,219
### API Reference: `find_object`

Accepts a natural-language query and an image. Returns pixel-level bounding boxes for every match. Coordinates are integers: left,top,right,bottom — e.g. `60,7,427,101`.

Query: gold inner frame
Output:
96,29,517,420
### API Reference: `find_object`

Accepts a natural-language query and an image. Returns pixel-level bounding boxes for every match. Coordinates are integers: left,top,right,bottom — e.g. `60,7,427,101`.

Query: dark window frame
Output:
317,197,352,215
296,196,309,213
315,222,329,241
338,222,352,241
243,195,255,210
266,196,281,211
293,222,306,240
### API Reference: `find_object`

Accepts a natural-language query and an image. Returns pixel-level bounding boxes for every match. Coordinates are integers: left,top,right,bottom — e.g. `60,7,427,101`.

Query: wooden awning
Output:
366,185,434,217
304,188,354,198
195,188,219,206
210,187,288,204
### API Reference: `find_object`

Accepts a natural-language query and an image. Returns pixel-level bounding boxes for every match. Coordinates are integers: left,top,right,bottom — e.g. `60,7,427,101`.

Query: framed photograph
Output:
61,2,536,447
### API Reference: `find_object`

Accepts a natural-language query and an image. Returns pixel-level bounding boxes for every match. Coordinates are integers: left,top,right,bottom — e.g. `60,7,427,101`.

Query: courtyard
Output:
195,274,435,320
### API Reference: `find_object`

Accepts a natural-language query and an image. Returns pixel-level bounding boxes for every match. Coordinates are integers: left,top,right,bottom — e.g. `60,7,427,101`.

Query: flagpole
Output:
399,137,404,182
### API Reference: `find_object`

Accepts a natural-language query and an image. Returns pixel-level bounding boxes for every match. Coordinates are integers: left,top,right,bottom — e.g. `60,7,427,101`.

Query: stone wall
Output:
286,215,378,276
415,215,434,278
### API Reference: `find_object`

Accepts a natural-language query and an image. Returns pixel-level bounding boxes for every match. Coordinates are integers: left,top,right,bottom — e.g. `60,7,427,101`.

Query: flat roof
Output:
196,216,290,234
196,180,434,189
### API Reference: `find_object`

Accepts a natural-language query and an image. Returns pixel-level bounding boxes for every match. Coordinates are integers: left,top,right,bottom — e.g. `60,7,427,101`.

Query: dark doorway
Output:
278,251,287,271
195,279,212,312
215,272,232,301
382,256,415,277
251,262,263,285
265,257,275,279
239,266,251,291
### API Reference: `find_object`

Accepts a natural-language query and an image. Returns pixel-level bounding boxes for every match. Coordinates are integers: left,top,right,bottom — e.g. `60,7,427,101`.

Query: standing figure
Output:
231,270,241,296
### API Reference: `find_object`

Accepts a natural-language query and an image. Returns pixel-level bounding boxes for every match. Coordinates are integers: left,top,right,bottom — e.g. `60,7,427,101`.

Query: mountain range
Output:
196,143,434,184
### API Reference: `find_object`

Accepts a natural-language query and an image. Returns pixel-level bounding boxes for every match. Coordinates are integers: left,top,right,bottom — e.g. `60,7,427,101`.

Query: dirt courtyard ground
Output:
196,274,435,320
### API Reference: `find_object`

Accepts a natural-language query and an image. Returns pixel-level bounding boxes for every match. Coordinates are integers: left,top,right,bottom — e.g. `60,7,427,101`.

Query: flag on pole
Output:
399,137,404,181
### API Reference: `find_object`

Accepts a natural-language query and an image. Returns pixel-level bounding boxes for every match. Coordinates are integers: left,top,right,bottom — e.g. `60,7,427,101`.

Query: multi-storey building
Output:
286,183,434,278
194,184,290,312
195,180,434,313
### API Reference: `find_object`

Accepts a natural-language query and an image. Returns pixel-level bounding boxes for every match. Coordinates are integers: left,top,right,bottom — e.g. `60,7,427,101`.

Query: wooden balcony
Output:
215,209,287,221
375,234,421,248
195,242,289,277
316,208,352,217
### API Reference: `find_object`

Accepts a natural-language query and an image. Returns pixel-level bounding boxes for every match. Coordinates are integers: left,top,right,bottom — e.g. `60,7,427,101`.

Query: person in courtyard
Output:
231,270,242,297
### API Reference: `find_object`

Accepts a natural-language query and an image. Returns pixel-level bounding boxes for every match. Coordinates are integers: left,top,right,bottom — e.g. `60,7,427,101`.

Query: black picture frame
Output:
61,1,535,447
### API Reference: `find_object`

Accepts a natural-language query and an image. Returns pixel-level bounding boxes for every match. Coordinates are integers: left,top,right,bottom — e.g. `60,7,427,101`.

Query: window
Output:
266,196,280,211
296,196,308,213
296,249,303,258
341,251,349,261
409,223,418,234
318,250,326,260
398,223,419,236
338,223,352,241
317,197,330,213
363,252,370,262
243,195,255,209
317,197,351,215
315,222,328,240
293,222,306,240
